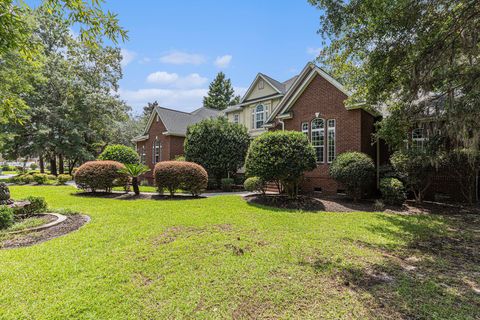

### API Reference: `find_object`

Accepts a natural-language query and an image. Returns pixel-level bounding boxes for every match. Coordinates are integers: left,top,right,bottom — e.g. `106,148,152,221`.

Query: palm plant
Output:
118,164,150,195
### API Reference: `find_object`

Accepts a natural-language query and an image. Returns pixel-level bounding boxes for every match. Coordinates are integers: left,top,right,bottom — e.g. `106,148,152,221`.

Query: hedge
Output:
74,161,128,193
243,176,266,194
154,161,208,196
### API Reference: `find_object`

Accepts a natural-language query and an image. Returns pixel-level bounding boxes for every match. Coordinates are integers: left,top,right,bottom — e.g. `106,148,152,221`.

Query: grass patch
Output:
0,186,478,319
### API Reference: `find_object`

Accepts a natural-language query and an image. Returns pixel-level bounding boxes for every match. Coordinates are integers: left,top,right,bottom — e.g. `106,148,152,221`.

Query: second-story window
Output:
251,104,269,129
233,114,239,124
311,118,325,163
301,122,309,138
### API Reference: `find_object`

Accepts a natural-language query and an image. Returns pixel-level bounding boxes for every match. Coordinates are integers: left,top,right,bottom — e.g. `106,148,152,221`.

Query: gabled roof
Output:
240,73,285,103
134,106,222,140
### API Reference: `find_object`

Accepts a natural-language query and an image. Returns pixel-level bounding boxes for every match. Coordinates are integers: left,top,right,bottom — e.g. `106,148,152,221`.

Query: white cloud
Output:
306,47,322,56
214,55,232,68
118,88,208,113
121,48,136,67
146,71,179,84
146,71,208,88
159,51,206,65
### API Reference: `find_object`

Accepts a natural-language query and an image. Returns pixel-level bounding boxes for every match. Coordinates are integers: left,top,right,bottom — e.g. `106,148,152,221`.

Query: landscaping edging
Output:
6,213,67,234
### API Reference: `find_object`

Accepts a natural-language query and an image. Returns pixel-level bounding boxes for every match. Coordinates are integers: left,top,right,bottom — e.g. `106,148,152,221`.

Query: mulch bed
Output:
245,194,480,214
73,192,205,201
0,214,89,249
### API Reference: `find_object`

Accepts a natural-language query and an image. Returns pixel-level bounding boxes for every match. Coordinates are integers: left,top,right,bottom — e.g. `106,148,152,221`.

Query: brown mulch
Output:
73,192,205,201
0,215,89,249
245,194,480,214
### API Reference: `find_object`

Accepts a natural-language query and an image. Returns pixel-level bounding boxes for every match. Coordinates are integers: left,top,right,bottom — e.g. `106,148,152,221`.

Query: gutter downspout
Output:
278,119,285,131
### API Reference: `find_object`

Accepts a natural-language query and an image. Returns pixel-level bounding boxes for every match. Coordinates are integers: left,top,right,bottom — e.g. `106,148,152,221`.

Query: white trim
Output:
240,73,283,103
311,118,325,164
132,134,149,142
327,119,336,163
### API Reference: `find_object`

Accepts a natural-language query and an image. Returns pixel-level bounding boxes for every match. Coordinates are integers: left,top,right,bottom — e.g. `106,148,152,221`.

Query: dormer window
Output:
258,79,264,90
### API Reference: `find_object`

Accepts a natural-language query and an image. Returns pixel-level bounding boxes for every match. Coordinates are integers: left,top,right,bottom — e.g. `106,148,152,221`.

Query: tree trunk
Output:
132,177,140,195
50,157,57,176
58,154,64,174
39,155,45,173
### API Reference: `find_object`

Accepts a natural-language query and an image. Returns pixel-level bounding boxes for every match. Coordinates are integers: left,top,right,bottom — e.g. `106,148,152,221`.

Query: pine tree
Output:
203,72,238,110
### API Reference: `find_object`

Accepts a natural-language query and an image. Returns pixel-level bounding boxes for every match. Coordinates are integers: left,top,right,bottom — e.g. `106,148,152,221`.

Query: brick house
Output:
226,62,382,194
132,106,221,183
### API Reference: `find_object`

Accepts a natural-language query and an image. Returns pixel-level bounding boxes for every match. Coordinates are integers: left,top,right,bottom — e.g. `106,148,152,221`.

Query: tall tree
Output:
309,0,480,154
203,72,240,110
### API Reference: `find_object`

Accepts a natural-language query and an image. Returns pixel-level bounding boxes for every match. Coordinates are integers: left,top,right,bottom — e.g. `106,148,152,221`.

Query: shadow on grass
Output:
71,191,206,201
245,194,326,212
304,212,480,319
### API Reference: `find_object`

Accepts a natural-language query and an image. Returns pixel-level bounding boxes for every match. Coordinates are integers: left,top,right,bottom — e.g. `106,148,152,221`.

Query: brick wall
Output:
281,74,376,194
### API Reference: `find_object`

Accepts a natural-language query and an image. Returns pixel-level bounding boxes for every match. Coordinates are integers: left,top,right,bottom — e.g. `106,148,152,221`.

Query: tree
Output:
98,145,139,165
0,0,127,124
118,164,150,196
202,72,239,110
245,131,316,199
184,117,250,186
309,0,480,157
329,152,375,202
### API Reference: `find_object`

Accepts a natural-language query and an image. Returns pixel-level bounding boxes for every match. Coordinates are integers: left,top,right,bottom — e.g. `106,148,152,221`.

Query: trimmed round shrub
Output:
47,174,56,180
74,160,128,193
57,174,72,185
220,178,235,192
244,176,266,194
0,206,14,230
245,131,316,199
329,152,375,201
154,161,208,196
16,196,48,216
20,174,34,184
380,177,406,205
98,144,139,164
33,173,48,185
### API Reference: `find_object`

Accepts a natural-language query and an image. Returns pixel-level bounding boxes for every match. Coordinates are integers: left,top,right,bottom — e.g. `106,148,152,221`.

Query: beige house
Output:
224,72,298,137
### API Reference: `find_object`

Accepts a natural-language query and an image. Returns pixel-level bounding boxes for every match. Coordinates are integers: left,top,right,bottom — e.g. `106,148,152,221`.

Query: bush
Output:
220,178,234,192
20,174,34,184
74,160,128,192
329,152,375,202
33,173,48,185
380,177,406,205
57,174,72,185
244,176,266,194
373,200,385,212
1,165,11,171
245,131,316,199
154,161,208,196
0,206,14,230
47,174,56,181
98,144,139,165
18,196,48,216
30,163,38,170
185,117,250,185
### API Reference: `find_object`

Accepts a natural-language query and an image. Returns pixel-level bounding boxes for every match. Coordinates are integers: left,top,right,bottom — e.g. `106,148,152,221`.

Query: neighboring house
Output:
132,106,221,182
228,62,382,194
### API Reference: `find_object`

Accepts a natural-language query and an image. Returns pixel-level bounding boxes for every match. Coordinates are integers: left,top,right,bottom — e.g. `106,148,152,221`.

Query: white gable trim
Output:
240,73,283,103
142,108,159,135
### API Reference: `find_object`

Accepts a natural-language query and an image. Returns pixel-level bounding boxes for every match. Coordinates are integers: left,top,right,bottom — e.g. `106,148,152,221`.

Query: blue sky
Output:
34,1,326,114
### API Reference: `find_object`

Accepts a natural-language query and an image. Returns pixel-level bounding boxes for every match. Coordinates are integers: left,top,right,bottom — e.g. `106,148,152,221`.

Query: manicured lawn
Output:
0,186,478,319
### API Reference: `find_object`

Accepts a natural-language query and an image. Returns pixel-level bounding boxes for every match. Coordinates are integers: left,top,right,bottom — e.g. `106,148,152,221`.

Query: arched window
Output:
412,128,426,150
311,118,325,163
251,104,269,129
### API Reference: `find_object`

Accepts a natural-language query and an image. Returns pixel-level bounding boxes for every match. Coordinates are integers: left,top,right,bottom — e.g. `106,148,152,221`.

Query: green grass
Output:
0,171,16,175
0,186,478,319
0,216,49,234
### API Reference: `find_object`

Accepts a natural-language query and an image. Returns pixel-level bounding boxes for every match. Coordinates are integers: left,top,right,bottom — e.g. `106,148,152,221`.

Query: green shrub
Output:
57,174,72,185
154,161,208,196
47,174,56,180
98,144,139,165
245,131,316,199
74,160,128,193
380,177,406,205
0,206,14,229
30,163,38,170
220,178,235,192
244,176,266,194
329,152,375,202
20,174,34,184
174,155,186,161
20,196,48,216
33,173,48,185
373,200,385,212
1,165,13,171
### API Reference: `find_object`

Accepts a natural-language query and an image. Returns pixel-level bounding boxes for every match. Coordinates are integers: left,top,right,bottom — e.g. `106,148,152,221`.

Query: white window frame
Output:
412,128,427,150
153,138,161,163
251,104,269,129
311,118,325,163
327,119,336,163
233,114,239,124
301,122,309,138
140,145,146,164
